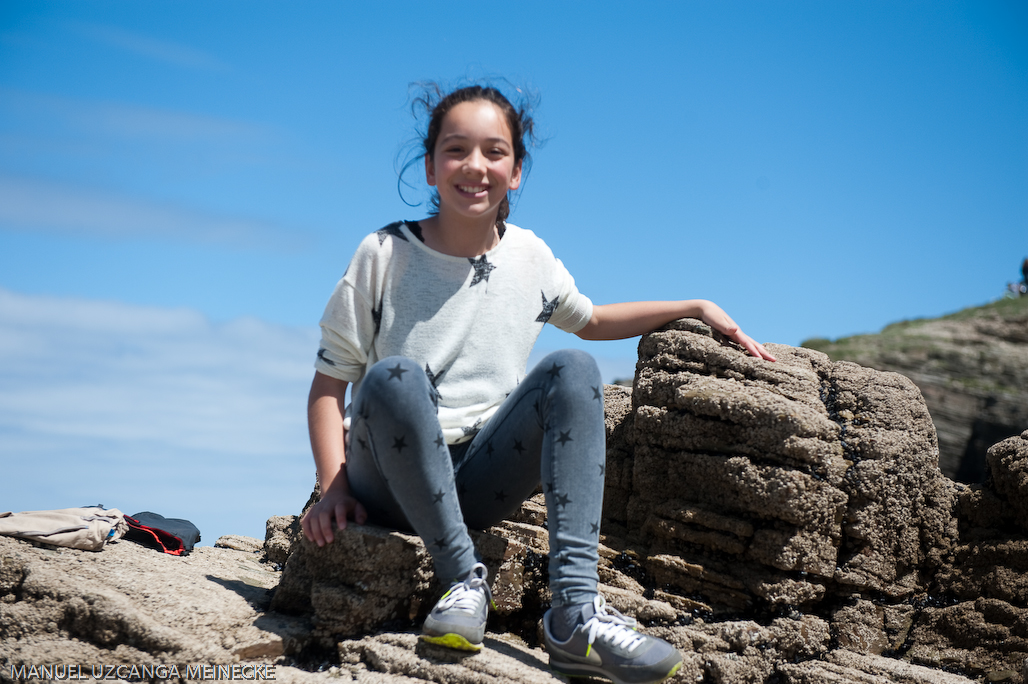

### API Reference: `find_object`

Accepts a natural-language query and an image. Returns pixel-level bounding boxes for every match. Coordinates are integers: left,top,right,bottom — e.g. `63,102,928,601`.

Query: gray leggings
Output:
345,349,606,607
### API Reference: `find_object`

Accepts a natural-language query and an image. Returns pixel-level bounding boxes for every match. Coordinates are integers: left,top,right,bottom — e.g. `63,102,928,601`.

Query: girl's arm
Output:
575,299,776,361
301,371,368,546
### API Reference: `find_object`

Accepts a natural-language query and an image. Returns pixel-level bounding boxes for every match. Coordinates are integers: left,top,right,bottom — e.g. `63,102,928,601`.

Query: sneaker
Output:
421,562,493,651
544,595,683,684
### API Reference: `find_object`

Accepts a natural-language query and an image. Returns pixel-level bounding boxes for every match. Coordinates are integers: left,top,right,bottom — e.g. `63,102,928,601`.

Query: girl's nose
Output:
463,150,485,173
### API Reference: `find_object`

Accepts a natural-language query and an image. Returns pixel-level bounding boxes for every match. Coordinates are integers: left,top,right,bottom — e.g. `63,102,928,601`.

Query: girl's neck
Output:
419,208,501,257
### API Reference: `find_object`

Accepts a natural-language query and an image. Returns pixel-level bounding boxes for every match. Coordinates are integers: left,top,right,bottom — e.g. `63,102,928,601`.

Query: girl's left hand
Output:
701,303,777,362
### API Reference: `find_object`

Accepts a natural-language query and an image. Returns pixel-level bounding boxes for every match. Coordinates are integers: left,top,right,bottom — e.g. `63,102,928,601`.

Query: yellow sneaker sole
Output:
420,633,483,652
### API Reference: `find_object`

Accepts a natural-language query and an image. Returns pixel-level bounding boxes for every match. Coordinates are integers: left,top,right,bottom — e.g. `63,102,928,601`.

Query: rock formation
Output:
3,318,1027,683
615,320,1028,681
620,319,954,613
270,320,1028,682
802,297,1028,482
0,532,315,681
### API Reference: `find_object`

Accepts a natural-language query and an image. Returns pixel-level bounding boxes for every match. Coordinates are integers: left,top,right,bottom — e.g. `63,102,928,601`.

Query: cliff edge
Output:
802,297,1028,482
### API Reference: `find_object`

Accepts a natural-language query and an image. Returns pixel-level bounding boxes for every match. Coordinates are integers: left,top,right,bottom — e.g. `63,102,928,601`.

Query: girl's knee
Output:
363,356,426,391
541,349,602,384
357,356,437,417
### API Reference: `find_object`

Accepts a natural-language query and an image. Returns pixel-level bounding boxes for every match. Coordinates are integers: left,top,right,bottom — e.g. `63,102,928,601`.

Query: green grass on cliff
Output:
937,294,1028,322
800,296,1028,359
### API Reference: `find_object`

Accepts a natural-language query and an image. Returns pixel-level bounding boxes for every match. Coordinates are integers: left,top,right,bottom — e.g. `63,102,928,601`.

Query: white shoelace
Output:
436,563,491,613
584,596,646,653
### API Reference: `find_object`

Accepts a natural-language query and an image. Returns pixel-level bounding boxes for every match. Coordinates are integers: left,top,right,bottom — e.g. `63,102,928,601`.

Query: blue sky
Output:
1,2,1025,544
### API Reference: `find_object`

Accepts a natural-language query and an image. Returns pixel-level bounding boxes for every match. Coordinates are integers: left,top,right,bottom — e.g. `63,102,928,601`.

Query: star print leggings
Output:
344,349,605,608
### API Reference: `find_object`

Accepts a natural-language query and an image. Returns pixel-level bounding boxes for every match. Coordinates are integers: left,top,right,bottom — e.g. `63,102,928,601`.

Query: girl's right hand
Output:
698,301,777,362
300,488,368,547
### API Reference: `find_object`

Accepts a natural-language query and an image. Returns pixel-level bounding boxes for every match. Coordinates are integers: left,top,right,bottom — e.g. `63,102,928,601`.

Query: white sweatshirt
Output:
315,221,594,443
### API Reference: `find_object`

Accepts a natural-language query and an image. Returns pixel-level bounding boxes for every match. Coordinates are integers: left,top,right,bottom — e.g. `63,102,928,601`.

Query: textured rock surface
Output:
612,321,1026,682
986,430,1028,532
914,430,1028,681
803,297,1028,482
0,533,313,679
7,321,1027,683
264,515,303,567
269,521,540,648
625,318,954,613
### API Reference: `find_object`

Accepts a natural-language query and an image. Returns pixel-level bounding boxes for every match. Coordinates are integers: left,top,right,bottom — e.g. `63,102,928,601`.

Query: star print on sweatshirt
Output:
536,291,560,323
467,255,495,287
375,222,408,245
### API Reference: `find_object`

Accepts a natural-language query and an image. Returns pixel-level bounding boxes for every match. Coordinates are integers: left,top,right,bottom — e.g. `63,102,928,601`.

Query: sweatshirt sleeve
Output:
546,257,594,334
314,239,379,383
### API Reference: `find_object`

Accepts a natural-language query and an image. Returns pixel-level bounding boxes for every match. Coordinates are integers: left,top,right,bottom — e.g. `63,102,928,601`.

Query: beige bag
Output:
0,506,128,551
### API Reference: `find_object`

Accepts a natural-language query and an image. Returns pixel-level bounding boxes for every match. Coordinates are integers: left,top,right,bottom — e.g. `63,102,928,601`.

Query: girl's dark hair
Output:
399,82,537,228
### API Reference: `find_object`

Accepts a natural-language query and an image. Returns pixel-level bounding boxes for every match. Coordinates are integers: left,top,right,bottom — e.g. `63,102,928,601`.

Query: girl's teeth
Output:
459,185,486,193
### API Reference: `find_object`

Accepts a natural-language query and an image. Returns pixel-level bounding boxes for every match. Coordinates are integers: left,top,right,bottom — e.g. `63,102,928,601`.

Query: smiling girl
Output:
301,84,775,684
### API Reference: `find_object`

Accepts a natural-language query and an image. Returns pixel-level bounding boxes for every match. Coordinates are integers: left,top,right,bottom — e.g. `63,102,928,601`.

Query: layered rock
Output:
612,320,1027,681
911,430,1028,680
0,533,313,679
802,297,1028,482
269,520,547,649
5,319,1028,683
622,318,954,614
266,319,1024,681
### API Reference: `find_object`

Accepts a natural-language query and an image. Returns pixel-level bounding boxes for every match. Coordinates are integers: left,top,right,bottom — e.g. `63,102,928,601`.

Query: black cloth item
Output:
125,512,200,555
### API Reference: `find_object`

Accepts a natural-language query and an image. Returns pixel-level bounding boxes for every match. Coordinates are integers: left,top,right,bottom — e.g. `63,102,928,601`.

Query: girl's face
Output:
425,100,522,224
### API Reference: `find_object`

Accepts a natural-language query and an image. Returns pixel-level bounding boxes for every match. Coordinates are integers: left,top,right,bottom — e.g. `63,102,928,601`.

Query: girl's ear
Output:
424,154,437,187
509,159,523,191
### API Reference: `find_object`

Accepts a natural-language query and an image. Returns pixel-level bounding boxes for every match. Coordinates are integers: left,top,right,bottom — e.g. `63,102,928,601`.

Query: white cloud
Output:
0,288,317,454
2,87,271,142
70,21,232,73
80,99,262,141
0,289,319,541
0,175,306,249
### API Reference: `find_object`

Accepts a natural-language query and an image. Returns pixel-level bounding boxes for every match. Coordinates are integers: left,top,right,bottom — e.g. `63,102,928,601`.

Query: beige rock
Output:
270,520,551,647
832,599,890,655
621,319,954,610
0,534,308,671
987,430,1028,533
337,632,562,683
265,515,303,566
216,534,264,553
5,320,1027,684
779,650,980,683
